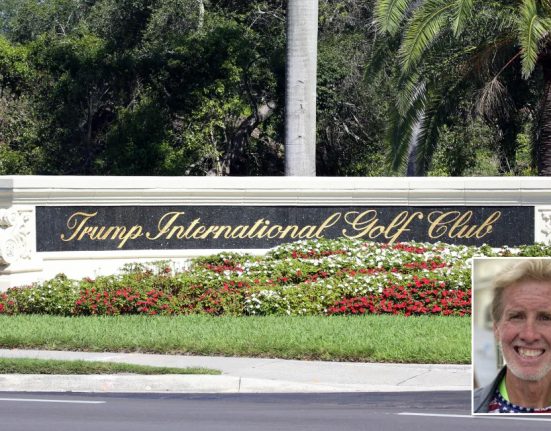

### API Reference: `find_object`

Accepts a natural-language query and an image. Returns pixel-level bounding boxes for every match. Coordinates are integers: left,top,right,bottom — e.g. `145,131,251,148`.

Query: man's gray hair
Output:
491,259,551,322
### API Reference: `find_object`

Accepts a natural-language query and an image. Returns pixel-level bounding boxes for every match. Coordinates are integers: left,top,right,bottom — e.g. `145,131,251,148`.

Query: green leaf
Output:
364,31,403,84
395,71,425,117
451,0,474,36
399,0,455,73
374,0,414,35
412,91,448,175
541,0,551,17
518,0,551,78
386,92,427,172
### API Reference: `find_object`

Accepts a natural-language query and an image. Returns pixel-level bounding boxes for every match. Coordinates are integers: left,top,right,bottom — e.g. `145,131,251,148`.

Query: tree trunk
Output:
214,101,277,176
197,0,204,29
284,0,318,176
496,118,518,174
539,55,551,175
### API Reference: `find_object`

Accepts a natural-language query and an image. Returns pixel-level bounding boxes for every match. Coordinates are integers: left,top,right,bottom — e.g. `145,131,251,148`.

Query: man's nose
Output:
519,320,541,343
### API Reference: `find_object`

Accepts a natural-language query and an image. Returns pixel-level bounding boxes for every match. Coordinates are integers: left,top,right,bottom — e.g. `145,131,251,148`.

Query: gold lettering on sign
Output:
198,225,220,239
230,225,249,239
277,224,299,238
246,219,268,238
385,211,424,243
341,210,423,244
58,208,505,248
61,212,98,241
60,211,143,248
142,212,343,241
146,212,185,240
212,225,232,239
342,210,378,239
145,214,269,241
428,210,502,239
314,212,342,238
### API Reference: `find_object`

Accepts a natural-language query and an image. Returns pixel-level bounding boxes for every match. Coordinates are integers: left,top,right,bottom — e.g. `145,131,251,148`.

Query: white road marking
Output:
399,413,470,418
398,412,551,421
0,398,105,404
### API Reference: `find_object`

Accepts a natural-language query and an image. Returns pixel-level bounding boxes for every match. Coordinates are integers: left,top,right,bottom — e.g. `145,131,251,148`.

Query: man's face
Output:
494,281,551,382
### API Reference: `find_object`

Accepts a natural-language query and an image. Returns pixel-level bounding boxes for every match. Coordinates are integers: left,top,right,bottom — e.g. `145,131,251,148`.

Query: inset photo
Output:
472,258,551,414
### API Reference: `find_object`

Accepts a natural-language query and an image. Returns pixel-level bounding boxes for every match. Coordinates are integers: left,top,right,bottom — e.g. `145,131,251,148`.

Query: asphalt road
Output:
1,391,550,431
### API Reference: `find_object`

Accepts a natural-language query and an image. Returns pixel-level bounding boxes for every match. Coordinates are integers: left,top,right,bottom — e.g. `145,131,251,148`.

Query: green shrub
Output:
2,274,79,316
1,239,551,317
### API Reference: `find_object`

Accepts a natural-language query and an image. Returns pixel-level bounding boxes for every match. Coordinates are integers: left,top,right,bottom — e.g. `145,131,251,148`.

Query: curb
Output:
0,375,239,393
0,349,473,394
0,374,470,394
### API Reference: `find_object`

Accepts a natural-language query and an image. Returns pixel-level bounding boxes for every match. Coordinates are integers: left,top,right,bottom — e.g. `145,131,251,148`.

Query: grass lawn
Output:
0,315,470,364
0,357,219,375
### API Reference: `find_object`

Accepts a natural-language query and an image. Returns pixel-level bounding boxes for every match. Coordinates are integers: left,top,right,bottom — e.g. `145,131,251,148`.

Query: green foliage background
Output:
0,0,532,176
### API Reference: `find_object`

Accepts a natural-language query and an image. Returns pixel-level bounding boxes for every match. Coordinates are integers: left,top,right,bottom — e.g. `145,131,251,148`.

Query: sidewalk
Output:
0,349,471,394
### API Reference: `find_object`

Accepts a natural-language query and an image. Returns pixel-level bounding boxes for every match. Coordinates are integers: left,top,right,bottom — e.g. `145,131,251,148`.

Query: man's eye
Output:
540,314,551,321
508,314,522,320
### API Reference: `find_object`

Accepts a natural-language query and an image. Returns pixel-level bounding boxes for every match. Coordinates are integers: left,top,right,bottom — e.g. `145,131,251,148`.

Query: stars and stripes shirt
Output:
488,390,551,413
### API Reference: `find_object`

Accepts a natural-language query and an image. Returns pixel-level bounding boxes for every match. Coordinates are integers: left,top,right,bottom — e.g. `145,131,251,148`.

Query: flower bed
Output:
1,239,550,317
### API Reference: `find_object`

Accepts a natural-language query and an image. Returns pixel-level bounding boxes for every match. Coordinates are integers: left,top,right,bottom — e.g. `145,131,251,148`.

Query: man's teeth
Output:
518,347,544,357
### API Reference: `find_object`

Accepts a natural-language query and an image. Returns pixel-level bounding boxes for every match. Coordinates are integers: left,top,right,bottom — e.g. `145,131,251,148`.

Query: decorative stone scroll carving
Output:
536,207,551,244
0,208,32,266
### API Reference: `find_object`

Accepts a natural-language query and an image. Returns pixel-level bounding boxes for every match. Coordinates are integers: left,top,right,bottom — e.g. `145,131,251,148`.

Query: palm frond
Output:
399,0,454,73
541,0,551,17
411,92,445,175
476,77,513,121
386,93,427,171
374,0,415,35
395,71,426,117
364,32,401,82
518,0,551,78
451,0,474,36
412,79,469,175
410,115,434,176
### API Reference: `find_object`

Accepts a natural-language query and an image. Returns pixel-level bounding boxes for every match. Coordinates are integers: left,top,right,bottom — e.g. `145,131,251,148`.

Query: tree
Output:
0,0,398,177
0,0,91,42
0,0,286,175
316,1,389,176
373,0,551,175
0,34,41,174
285,0,318,176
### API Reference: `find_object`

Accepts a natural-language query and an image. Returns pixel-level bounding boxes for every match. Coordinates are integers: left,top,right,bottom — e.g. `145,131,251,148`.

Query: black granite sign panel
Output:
36,206,535,251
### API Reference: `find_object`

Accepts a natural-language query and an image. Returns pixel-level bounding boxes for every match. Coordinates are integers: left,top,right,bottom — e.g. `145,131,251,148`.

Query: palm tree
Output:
285,0,318,176
373,0,551,175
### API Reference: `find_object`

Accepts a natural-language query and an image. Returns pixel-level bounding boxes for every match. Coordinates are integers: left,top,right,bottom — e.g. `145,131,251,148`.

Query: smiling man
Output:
474,259,551,413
